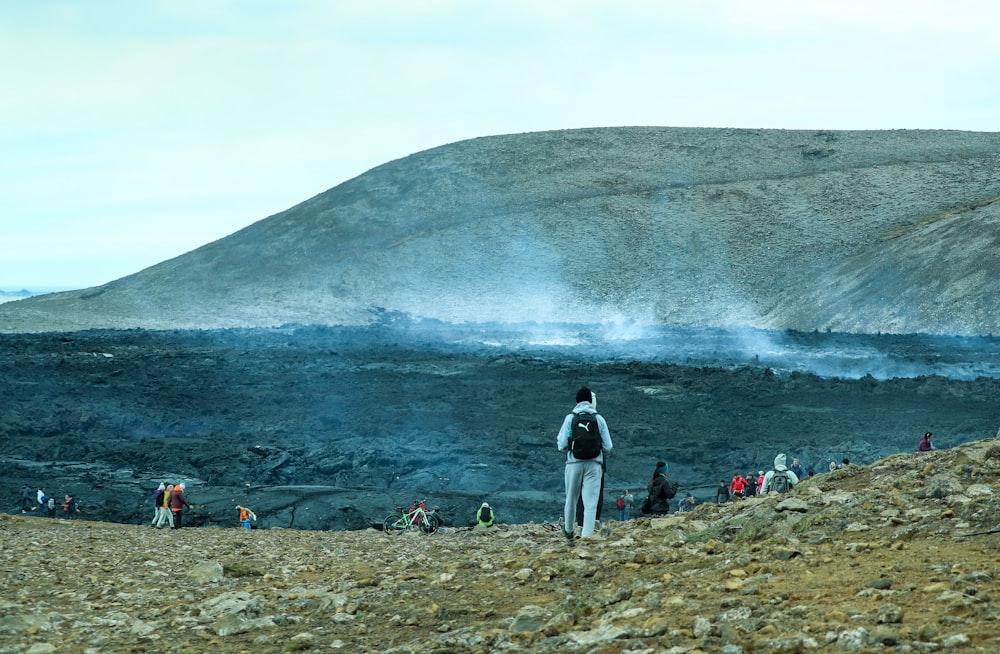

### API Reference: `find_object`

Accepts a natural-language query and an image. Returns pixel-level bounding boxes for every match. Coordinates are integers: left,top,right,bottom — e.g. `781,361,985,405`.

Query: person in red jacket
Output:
729,472,749,499
169,483,193,529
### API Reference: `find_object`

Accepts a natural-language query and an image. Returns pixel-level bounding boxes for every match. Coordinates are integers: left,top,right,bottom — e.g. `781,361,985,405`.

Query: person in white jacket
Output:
761,453,800,493
557,387,613,541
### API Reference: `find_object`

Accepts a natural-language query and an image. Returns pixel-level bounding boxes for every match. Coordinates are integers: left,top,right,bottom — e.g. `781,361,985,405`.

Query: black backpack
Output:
770,470,791,493
568,412,603,460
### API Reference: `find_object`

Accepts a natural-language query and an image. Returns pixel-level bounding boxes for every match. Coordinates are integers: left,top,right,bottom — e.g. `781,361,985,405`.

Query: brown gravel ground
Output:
4,438,1000,653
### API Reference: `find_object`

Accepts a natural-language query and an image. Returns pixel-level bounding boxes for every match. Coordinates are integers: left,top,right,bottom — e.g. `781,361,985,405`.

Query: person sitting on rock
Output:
645,460,677,515
761,453,800,494
918,432,935,452
476,502,495,528
676,493,696,512
237,505,257,530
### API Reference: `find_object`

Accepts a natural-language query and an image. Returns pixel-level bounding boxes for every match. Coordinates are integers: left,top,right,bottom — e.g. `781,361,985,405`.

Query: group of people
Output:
18,486,77,518
717,454,803,502
149,482,195,529
557,387,942,539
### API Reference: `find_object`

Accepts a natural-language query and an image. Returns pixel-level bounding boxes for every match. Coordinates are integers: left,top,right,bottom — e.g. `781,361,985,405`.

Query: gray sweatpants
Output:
563,460,603,538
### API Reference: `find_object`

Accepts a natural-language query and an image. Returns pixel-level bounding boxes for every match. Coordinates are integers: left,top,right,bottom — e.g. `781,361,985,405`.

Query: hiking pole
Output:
959,526,1000,537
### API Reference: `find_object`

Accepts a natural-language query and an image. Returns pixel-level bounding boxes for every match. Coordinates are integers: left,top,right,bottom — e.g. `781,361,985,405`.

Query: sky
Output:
1,1,998,290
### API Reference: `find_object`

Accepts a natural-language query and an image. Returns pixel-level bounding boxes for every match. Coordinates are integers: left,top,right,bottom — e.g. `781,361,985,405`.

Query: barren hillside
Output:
3,127,999,335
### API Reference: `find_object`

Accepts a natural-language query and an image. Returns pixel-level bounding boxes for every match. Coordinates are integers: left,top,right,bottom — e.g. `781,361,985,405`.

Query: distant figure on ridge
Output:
557,387,613,543
154,484,174,528
716,480,730,504
169,483,193,529
150,483,166,527
918,432,935,452
476,502,495,528
236,505,257,530
644,460,677,516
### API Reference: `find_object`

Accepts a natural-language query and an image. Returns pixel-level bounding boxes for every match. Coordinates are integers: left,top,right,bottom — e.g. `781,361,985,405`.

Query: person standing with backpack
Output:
761,453,800,494
557,387,613,543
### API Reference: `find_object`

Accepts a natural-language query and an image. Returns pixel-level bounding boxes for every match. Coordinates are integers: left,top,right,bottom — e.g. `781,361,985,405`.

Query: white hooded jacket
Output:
762,453,800,493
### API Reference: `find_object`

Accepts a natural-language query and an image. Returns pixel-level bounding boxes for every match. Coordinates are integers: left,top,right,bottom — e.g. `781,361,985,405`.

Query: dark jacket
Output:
646,474,678,514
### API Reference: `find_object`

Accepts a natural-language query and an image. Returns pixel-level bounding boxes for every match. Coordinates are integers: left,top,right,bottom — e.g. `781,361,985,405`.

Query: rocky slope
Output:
2,127,1000,335
4,438,1000,653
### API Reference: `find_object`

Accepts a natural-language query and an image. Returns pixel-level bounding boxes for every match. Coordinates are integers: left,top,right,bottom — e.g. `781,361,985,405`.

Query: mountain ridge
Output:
3,126,999,334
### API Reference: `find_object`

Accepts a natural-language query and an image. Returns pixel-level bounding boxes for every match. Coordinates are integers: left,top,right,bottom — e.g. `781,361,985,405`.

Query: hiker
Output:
63,494,77,518
150,483,166,527
19,485,33,513
37,487,47,513
236,505,257,530
918,432,935,452
557,387,613,542
476,502,495,527
623,489,634,520
790,458,806,480
169,483,193,529
828,461,838,473
745,472,758,497
616,493,626,520
729,473,749,499
46,496,56,518
756,470,766,494
716,480,730,503
154,484,174,528
761,453,800,493
677,493,696,513
644,460,677,515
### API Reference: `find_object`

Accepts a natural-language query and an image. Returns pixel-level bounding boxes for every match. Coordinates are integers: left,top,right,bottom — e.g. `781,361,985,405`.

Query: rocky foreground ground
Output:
4,438,1000,653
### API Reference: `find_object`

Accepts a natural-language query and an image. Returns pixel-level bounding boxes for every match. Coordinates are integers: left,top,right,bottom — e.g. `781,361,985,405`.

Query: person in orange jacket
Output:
169,483,193,529
236,505,257,530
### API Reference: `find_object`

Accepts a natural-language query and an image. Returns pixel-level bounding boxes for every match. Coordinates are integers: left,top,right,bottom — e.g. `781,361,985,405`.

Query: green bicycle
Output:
383,499,440,535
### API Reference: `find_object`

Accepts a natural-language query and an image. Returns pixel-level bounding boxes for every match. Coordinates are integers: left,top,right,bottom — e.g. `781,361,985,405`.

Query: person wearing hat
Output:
476,502,495,527
150,483,166,527
918,431,935,452
168,482,193,529
557,387,613,541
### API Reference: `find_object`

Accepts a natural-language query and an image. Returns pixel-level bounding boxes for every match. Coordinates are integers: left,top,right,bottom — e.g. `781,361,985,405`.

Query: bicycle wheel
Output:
383,513,405,534
419,513,440,534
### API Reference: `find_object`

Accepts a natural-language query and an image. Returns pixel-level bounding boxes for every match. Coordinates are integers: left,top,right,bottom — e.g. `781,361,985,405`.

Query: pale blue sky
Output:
2,0,997,290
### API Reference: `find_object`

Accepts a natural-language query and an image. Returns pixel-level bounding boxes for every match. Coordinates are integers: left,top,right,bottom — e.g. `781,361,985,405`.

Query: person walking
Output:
169,483,193,529
236,505,257,530
557,387,613,542
154,484,174,528
150,483,166,527
623,490,634,521
19,485,34,513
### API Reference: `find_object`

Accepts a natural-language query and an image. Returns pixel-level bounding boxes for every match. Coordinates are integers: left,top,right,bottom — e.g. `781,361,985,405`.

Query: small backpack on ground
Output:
770,470,791,493
568,412,603,460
